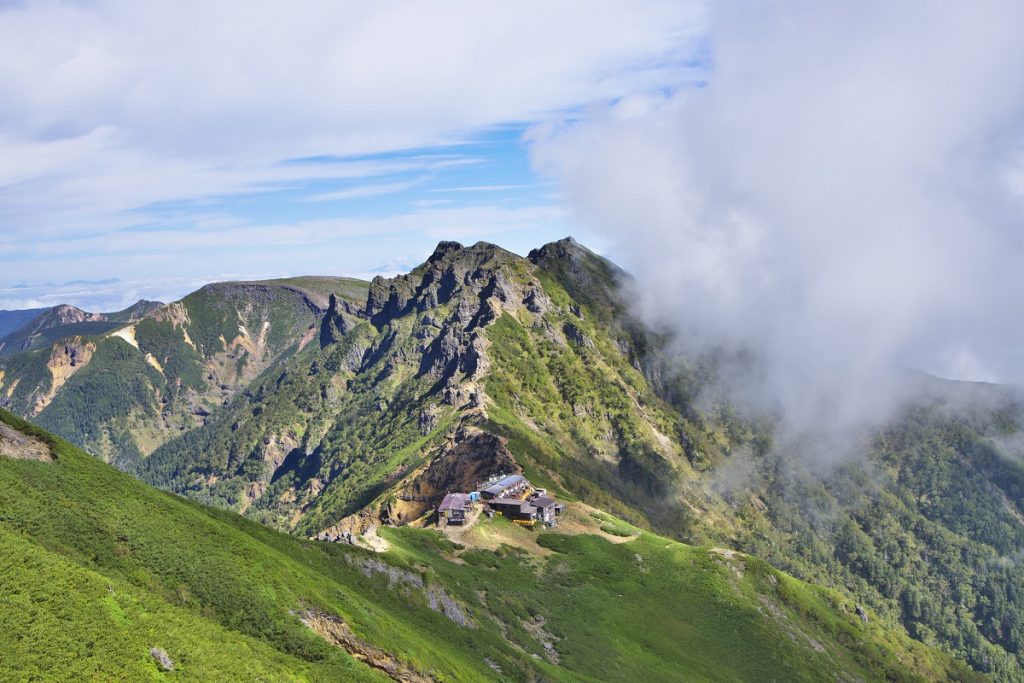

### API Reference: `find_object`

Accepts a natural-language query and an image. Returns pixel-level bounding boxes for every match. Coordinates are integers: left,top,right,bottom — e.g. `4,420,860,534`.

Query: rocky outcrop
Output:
388,426,518,523
343,555,475,628
563,322,594,348
320,293,361,348
33,339,95,415
301,610,434,683
0,420,52,462
149,647,174,671
418,404,440,435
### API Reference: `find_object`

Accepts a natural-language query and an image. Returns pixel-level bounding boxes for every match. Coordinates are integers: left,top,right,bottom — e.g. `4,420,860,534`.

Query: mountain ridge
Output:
1,238,1023,678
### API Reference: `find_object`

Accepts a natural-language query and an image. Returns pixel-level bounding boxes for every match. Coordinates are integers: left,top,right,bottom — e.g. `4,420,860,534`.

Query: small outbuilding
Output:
438,493,471,525
531,496,558,523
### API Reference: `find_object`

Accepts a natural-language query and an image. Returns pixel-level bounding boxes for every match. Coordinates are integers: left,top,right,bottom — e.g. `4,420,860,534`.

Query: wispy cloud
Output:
0,200,571,310
305,177,429,202
0,0,706,295
432,184,532,193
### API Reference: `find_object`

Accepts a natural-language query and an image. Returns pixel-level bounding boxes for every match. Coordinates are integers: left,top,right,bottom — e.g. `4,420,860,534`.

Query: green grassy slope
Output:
0,409,974,682
4,239,1024,679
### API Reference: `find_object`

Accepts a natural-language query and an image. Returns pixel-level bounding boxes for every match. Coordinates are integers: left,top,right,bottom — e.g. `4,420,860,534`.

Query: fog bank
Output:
531,1,1024,435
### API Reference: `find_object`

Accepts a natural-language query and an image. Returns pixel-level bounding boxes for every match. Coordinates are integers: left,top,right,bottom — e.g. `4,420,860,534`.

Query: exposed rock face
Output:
320,293,361,348
0,420,52,462
524,284,551,314
343,555,475,628
149,647,174,671
388,426,518,523
364,242,543,400
563,322,593,348
418,404,440,435
33,339,95,415
301,610,435,683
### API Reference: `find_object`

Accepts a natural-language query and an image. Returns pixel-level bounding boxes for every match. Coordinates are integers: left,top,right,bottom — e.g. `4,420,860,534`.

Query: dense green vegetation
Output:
718,405,1024,679
3,238,1024,679
0,409,973,681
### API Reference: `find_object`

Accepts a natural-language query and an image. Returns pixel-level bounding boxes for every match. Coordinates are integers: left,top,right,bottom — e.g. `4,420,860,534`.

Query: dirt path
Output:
359,525,390,553
440,505,482,543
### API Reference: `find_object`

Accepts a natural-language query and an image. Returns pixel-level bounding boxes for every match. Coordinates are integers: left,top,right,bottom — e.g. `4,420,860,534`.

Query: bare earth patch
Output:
0,421,52,462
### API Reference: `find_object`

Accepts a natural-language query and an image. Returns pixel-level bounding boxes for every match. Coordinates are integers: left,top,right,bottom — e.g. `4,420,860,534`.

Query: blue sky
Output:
0,1,707,311
0,127,580,311
2,0,1023,387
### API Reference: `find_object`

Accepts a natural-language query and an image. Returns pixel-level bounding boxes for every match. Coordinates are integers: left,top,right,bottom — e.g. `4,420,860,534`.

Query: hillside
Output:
2,239,1024,679
0,307,47,339
0,408,975,681
0,277,367,466
0,300,163,356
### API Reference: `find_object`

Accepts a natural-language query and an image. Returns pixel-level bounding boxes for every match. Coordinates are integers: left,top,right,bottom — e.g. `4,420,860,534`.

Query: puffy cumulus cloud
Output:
0,0,705,240
531,1,1024,435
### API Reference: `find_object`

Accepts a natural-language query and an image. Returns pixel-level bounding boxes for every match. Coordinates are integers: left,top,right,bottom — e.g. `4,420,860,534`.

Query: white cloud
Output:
0,0,705,247
0,201,572,309
432,184,531,193
531,1,1024,435
305,178,429,202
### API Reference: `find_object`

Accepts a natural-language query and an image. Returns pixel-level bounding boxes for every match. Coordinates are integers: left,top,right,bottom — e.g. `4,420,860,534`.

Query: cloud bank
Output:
0,0,704,241
531,1,1024,432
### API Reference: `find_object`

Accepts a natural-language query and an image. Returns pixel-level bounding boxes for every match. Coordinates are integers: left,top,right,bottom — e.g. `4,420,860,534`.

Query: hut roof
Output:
438,493,470,513
482,474,526,496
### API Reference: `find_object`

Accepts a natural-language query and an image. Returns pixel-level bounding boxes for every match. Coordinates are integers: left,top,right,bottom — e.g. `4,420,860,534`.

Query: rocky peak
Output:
529,236,629,319
366,241,522,328
528,236,602,269
107,299,164,322
427,240,465,263
49,305,99,325
320,293,361,348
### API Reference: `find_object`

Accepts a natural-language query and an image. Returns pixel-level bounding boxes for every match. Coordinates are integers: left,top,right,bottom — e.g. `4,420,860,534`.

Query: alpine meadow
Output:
3,2,1024,682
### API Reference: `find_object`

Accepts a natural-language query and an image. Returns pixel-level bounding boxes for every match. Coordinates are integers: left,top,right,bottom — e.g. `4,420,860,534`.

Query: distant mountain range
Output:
0,300,164,357
1,238,1022,679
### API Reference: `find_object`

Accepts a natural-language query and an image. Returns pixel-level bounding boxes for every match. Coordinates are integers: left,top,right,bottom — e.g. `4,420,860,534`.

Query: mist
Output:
530,1,1024,439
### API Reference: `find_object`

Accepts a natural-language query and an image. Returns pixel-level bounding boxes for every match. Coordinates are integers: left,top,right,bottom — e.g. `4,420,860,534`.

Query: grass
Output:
0,409,977,682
